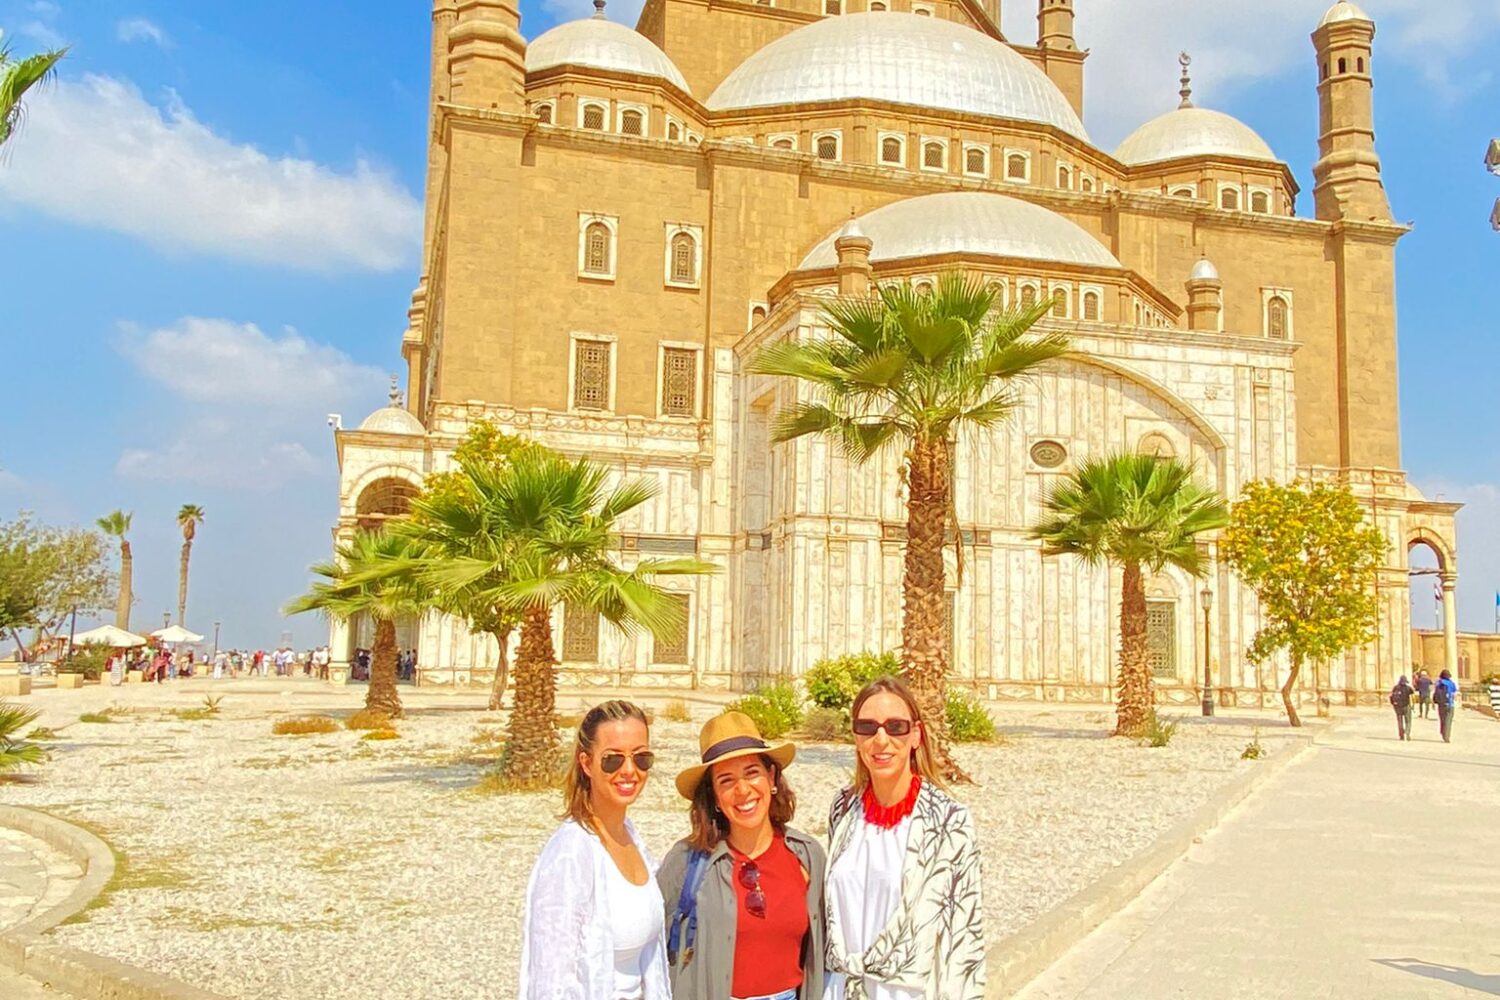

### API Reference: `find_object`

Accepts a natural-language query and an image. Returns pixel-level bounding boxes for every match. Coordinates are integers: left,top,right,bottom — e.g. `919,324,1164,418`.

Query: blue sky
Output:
1,0,1497,651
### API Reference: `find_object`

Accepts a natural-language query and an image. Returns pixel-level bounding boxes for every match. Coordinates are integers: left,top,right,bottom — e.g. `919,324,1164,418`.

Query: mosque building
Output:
331,0,1462,705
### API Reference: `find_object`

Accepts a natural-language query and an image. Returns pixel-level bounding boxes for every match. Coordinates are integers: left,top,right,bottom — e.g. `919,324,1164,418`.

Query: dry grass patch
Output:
660,699,693,723
345,709,394,731
361,729,400,741
272,715,340,736
78,712,117,724
471,727,506,746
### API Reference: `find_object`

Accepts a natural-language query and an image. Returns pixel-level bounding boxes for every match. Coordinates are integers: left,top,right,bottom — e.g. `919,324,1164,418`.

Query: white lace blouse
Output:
518,818,671,1000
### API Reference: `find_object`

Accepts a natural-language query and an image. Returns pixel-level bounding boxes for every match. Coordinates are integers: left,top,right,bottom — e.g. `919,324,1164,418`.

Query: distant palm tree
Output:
1032,454,1228,736
175,504,205,626
0,702,45,773
285,531,429,720
0,39,65,148
750,271,1067,778
96,510,133,630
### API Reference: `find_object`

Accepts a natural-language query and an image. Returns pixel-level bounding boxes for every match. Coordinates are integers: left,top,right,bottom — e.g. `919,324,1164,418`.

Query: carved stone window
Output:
1058,164,1072,188
964,146,987,176
1268,296,1288,339
671,232,696,284
922,141,945,170
573,340,611,411
581,103,606,131
772,136,795,150
1006,152,1029,181
661,348,697,417
654,593,691,664
584,222,611,275
562,603,600,662
535,103,553,125
881,136,904,164
1081,175,1095,193
1030,439,1067,468
620,108,644,136
1250,190,1271,214
1051,287,1068,318
1139,432,1175,459
1019,284,1038,309
1146,600,1176,679
1220,186,1240,211
816,133,840,161
1082,290,1101,321
667,120,681,141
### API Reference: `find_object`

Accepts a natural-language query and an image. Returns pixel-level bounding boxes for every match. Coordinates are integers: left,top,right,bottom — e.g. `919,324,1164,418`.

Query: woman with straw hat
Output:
657,711,827,1000
824,675,985,999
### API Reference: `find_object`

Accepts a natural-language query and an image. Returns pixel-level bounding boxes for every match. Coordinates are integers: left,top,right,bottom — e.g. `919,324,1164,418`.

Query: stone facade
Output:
328,0,1459,704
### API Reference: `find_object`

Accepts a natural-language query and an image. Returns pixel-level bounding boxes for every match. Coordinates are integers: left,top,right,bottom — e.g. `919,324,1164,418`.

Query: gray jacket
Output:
657,826,827,1000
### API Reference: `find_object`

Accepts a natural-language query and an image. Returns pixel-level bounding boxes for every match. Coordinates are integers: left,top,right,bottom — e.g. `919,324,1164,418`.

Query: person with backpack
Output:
1389,675,1414,741
1415,670,1434,719
657,711,826,1000
517,701,669,1000
825,676,986,1000
1434,668,1460,743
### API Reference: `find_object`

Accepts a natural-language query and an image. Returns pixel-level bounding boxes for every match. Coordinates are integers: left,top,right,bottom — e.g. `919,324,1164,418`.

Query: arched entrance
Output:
355,477,420,531
1408,533,1458,681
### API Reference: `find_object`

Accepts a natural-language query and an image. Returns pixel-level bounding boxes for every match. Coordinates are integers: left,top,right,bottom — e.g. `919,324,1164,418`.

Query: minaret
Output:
834,214,874,297
446,0,527,111
1037,0,1074,51
1184,258,1223,334
1034,0,1083,118
1311,0,1391,221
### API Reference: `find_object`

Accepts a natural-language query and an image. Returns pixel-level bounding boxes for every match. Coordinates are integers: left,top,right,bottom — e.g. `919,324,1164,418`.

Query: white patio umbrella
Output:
151,625,204,644
72,624,149,648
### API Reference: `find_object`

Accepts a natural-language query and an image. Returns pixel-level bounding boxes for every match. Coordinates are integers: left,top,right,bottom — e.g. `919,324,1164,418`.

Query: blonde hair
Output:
560,700,650,827
849,675,949,794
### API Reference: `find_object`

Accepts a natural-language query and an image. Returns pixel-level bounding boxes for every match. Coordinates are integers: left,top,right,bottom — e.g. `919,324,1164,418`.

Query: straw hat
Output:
674,711,797,799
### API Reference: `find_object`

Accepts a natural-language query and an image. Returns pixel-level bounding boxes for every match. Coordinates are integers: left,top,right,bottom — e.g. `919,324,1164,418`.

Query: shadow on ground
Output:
1373,958,1500,996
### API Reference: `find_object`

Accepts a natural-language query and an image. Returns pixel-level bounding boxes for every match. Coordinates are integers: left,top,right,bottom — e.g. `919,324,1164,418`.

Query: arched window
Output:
913,279,934,295
1220,187,1240,211
1020,285,1038,309
1267,295,1288,339
1338,57,1347,74
667,121,681,141
750,305,767,324
535,103,553,125
1139,432,1175,459
824,0,841,12
869,1,886,8
1357,57,1365,73
881,136,903,164
1250,190,1271,214
986,280,1006,308
1058,165,1072,188
1082,290,1101,321
1051,287,1068,318
1322,61,1330,80
964,147,987,175
670,232,697,284
1006,153,1029,181
581,103,606,131
355,477,420,529
816,133,840,161
913,4,932,14
620,109,644,136
1081,176,1095,193
772,136,795,150
922,141,945,169
584,222,611,275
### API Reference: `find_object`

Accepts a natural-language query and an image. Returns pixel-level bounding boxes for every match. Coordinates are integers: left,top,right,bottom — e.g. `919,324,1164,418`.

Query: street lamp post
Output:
1200,586,1215,717
162,611,171,630
212,621,221,660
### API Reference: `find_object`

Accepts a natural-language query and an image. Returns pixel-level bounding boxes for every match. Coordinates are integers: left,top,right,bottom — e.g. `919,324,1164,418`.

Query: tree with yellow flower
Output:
1222,480,1387,727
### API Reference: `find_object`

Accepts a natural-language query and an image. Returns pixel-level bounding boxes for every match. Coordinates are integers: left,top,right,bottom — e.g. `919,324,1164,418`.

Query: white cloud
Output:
1411,480,1500,635
0,75,421,272
114,318,389,488
15,19,66,49
29,2,62,15
0,469,23,492
116,17,170,48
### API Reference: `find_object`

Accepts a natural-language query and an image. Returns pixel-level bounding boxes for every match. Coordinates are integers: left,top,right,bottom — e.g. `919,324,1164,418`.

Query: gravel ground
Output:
1,683,1296,999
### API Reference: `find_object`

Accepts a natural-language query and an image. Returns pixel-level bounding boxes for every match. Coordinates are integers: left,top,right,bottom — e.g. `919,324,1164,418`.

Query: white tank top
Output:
605,861,662,1000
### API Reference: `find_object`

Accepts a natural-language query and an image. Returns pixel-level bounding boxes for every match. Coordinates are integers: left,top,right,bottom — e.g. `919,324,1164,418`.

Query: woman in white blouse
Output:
518,699,671,1000
824,676,986,1000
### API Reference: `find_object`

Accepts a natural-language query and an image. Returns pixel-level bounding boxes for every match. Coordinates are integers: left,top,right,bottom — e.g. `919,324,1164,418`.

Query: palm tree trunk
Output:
177,539,192,626
501,605,561,783
1281,653,1303,728
901,434,965,781
366,618,404,719
116,541,132,630
487,625,513,711
1115,561,1152,736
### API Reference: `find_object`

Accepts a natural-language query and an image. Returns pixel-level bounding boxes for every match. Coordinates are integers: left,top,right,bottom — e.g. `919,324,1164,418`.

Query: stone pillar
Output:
1184,258,1223,332
1442,572,1459,679
834,220,874,297
447,0,526,111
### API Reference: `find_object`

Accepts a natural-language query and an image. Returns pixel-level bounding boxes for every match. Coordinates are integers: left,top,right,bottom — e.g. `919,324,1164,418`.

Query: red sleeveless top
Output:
728,832,809,996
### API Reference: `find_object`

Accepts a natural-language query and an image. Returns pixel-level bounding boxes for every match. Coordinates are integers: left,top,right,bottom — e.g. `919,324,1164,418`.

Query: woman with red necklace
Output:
825,676,986,1000
657,711,827,1000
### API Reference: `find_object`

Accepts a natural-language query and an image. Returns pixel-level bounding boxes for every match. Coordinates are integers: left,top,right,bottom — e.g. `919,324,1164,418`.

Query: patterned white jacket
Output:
825,782,986,1000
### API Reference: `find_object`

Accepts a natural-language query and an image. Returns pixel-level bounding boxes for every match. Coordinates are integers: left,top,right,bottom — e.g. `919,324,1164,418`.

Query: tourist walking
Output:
825,676,986,1000
1435,669,1459,743
657,712,826,1000
518,701,668,1000
1389,675,1414,741
1415,670,1433,719
108,652,125,687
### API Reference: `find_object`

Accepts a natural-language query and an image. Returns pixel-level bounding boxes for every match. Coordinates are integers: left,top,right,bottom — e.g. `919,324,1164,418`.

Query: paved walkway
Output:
0,826,83,999
1017,707,1500,999
0,965,76,998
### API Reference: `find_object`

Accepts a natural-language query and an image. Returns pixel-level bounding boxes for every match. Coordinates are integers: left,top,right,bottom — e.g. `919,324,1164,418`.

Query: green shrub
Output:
1240,734,1265,760
660,698,693,723
1139,712,1180,748
799,706,852,743
945,689,997,743
805,652,901,710
78,712,116,724
272,715,340,736
345,709,393,731
727,680,804,740
59,646,109,680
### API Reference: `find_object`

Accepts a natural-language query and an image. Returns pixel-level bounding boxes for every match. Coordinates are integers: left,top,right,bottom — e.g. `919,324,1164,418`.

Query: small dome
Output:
527,18,690,92
1189,257,1220,281
358,406,425,435
800,192,1120,271
708,14,1088,141
1319,1,1373,27
1114,106,1277,166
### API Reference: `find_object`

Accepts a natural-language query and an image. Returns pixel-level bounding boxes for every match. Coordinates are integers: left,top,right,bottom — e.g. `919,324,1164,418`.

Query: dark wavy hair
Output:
686,753,796,852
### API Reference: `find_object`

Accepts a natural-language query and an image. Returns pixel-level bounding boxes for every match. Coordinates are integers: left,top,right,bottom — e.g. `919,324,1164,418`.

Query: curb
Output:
0,806,230,1000
985,727,1322,998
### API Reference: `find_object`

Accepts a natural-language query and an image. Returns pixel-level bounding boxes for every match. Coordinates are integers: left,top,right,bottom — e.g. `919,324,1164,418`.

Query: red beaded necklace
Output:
861,775,921,829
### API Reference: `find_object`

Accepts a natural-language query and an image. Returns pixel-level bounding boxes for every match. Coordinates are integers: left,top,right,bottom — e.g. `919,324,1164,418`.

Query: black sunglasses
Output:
738,859,767,918
852,718,915,738
600,751,656,774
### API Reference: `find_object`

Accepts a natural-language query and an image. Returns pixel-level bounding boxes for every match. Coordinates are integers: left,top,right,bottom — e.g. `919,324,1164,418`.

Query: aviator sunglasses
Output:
852,717,915,738
738,859,767,918
600,751,656,774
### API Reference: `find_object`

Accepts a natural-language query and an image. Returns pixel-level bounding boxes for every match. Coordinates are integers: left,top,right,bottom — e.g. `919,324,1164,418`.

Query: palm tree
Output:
175,504,205,626
96,510,133,630
1,39,65,148
0,702,45,773
285,531,429,719
750,271,1067,777
415,449,715,783
1032,454,1228,736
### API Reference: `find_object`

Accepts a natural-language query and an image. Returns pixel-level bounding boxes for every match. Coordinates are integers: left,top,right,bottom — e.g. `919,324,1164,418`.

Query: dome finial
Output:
1178,51,1193,109
388,374,403,408
593,0,606,17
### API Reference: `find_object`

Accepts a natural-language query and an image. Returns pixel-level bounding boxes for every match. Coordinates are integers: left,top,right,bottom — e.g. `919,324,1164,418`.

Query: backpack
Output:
1434,682,1451,707
666,849,711,967
1390,684,1411,710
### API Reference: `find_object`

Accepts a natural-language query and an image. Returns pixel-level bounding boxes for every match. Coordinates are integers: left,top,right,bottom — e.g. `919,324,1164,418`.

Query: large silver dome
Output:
527,17,690,92
1114,107,1277,166
708,14,1088,141
800,192,1120,270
